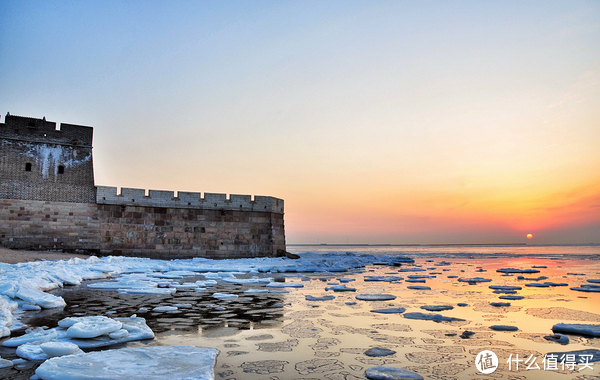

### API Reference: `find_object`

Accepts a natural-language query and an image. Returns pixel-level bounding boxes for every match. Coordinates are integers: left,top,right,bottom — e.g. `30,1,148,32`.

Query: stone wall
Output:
0,198,101,252
0,197,286,259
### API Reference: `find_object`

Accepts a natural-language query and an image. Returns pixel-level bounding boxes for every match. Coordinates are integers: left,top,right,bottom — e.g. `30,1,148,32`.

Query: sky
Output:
1,1,599,245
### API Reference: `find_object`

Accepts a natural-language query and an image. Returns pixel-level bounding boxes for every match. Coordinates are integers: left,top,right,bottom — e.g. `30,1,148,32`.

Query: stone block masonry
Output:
0,114,286,259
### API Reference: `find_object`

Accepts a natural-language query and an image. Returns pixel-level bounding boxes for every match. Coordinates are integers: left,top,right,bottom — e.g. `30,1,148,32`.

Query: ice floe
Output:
306,295,335,301
403,312,465,323
356,294,396,301
552,323,600,337
371,307,406,314
544,333,569,345
35,345,219,380
497,268,540,274
490,325,519,331
365,366,423,380
2,315,154,351
365,347,396,357
571,284,600,293
420,305,454,312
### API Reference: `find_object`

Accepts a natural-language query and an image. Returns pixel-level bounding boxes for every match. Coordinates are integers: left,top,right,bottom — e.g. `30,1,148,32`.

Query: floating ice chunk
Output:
403,312,465,323
499,295,524,300
173,304,193,309
169,282,200,289
365,347,396,357
497,268,540,274
16,342,50,360
306,295,335,301
15,286,66,309
2,327,58,347
490,325,519,331
421,305,454,312
41,342,84,358
489,285,522,290
65,316,123,339
552,323,600,337
222,277,272,284
571,284,600,293
266,282,304,288
70,316,154,349
35,345,219,380
153,306,178,312
398,268,426,272
118,287,176,295
195,279,218,286
371,307,406,314
22,304,42,311
0,357,12,368
365,366,423,380
407,286,431,290
212,293,238,300
458,277,492,284
108,329,129,339
326,284,357,292
356,294,396,301
244,289,269,294
364,276,403,282
544,334,569,345
490,302,511,307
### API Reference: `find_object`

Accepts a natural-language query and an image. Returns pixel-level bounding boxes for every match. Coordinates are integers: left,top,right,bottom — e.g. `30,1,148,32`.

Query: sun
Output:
526,233,533,239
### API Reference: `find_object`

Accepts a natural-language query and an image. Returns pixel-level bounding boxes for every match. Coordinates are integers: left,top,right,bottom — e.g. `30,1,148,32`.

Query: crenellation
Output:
96,186,284,214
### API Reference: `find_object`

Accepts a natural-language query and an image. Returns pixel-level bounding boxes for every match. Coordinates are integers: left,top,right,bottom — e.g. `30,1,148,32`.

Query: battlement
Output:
96,186,284,214
0,114,93,147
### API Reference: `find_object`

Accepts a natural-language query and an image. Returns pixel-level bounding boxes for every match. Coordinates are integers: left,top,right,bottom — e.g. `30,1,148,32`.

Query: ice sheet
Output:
35,345,219,380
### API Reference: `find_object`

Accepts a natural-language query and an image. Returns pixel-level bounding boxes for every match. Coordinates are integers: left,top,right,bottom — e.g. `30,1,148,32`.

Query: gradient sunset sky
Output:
1,1,599,244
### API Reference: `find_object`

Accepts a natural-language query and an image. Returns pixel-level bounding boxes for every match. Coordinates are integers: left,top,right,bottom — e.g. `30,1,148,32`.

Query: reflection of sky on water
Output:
14,250,600,379
148,257,600,379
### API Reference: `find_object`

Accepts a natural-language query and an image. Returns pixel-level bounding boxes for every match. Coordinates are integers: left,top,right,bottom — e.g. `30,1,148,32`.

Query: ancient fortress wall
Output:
0,115,286,259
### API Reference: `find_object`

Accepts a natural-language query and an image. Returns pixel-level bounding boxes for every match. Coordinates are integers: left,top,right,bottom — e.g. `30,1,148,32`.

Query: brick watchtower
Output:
0,113,96,203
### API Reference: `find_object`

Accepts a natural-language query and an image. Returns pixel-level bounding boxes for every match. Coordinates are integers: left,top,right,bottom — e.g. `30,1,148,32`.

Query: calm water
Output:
288,244,600,258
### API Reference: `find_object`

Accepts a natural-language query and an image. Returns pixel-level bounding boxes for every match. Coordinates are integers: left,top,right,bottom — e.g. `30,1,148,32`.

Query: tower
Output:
0,114,96,203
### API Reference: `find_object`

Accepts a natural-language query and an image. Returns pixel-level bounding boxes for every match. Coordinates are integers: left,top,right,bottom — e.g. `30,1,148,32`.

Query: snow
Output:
35,345,219,380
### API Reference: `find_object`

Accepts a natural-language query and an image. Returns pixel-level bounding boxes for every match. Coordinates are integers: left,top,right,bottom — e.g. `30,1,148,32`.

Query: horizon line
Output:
287,243,599,247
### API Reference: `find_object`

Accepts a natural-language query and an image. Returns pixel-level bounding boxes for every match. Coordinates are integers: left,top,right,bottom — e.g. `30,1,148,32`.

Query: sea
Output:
3,244,600,379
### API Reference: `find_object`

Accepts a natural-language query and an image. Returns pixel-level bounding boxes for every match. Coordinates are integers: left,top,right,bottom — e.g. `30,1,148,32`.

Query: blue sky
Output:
1,1,599,244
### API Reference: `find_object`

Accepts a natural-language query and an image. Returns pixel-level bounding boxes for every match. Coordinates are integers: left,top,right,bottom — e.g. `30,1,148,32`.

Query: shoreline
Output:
0,247,89,264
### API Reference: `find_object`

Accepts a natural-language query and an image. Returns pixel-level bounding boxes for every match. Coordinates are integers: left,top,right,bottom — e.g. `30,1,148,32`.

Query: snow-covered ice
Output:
35,345,219,380
2,315,154,350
